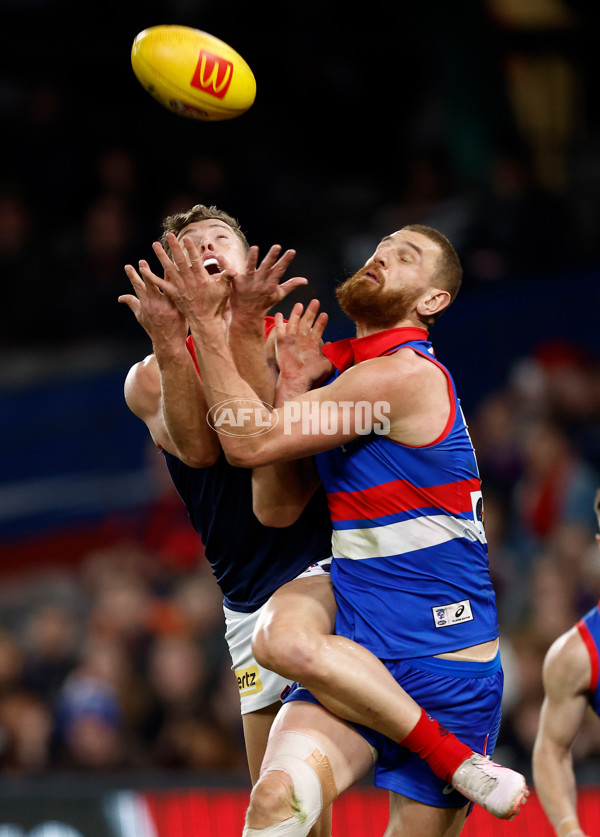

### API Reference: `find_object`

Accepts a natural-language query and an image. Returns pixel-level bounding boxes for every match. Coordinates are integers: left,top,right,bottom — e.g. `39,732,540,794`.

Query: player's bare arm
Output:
120,256,220,468
227,242,308,403
533,628,592,837
252,301,330,527
124,355,174,453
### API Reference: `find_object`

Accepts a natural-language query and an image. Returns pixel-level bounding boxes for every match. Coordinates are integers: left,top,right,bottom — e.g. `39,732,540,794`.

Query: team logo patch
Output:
431,599,474,628
236,665,263,696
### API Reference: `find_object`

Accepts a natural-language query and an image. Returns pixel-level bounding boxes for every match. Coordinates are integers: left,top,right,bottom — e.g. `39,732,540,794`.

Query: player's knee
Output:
253,625,323,682
245,732,326,835
246,769,296,828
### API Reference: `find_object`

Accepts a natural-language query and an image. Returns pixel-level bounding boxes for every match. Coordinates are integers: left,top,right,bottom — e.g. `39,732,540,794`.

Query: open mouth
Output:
363,270,381,284
203,257,222,275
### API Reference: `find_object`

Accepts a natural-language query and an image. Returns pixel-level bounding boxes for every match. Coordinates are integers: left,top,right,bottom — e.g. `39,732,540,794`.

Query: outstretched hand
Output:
274,299,332,397
119,259,188,347
229,244,308,320
144,232,232,328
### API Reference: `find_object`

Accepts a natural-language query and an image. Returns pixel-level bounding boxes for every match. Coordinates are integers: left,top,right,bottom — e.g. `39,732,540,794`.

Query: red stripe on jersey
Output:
327,477,482,523
577,619,599,692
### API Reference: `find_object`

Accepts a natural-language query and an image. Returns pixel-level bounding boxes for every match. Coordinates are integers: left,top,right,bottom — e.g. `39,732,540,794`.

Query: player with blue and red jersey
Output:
533,490,600,837
150,222,529,837
318,327,497,660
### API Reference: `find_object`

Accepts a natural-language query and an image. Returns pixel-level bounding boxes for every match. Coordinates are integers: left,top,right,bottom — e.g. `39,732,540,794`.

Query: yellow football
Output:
131,25,256,121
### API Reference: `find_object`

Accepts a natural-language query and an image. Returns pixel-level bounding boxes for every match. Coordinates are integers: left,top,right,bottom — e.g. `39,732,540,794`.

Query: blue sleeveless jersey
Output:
163,452,331,613
576,602,600,716
317,327,498,659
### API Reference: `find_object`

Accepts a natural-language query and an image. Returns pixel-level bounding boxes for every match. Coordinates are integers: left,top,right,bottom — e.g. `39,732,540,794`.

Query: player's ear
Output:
416,288,451,319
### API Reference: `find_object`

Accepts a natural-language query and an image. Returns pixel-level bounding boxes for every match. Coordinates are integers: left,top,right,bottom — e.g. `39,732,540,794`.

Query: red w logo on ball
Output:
190,50,233,99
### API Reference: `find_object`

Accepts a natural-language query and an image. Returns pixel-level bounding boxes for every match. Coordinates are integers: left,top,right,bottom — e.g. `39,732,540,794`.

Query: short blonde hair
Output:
159,204,249,257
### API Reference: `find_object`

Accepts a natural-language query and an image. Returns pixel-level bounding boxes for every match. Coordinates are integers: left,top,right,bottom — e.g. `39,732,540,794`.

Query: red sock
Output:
398,708,473,783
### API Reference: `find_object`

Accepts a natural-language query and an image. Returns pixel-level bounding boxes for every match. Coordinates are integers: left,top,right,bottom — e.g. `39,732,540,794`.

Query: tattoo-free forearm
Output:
228,316,275,404
155,343,220,467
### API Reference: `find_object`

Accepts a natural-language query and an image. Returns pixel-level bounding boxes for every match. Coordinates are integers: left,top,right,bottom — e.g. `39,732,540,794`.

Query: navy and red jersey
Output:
318,327,499,659
576,603,600,715
163,317,331,612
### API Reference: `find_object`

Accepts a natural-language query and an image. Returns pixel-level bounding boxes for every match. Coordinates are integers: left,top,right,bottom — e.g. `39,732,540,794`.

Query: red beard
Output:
336,268,422,329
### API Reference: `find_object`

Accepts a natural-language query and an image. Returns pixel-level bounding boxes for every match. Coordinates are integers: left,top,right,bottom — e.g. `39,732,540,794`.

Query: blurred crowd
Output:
0,492,248,777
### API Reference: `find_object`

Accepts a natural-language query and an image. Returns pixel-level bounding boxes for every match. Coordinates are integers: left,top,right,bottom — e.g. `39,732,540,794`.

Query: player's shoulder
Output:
124,353,160,410
360,344,444,392
128,353,159,385
543,624,592,695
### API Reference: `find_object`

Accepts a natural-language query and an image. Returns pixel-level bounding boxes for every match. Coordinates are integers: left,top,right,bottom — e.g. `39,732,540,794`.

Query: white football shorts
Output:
223,558,332,714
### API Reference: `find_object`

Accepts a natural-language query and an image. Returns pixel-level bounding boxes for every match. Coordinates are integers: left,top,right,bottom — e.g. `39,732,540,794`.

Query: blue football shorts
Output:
283,651,503,808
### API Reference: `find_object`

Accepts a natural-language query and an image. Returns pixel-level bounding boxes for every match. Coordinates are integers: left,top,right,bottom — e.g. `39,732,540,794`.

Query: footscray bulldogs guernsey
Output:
320,326,499,659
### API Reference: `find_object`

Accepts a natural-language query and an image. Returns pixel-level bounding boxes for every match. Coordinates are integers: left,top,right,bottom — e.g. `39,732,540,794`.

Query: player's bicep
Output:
539,630,593,750
124,358,175,452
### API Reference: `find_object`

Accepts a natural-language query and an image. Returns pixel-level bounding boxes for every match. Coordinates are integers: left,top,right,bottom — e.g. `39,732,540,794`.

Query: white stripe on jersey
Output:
331,513,486,561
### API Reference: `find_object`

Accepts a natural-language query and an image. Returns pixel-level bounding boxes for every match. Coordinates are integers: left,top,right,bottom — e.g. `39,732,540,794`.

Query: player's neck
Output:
353,317,421,339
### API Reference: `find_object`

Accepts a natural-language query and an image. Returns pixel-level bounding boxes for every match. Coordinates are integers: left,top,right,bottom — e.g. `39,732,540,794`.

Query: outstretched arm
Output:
532,627,592,837
252,300,331,527
119,258,220,467
227,243,307,404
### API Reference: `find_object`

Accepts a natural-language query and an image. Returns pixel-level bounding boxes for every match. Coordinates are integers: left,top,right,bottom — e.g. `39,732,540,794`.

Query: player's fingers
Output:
181,235,203,272
244,245,260,275
311,311,329,341
258,243,283,272
139,259,170,295
267,249,299,283
152,240,178,277
298,298,321,334
117,294,141,317
278,276,308,299
273,311,286,339
286,301,304,334
124,264,145,295
166,232,190,272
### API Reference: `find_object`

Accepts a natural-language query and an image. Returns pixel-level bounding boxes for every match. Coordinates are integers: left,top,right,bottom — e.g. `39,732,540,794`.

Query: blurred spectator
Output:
141,634,240,772
54,670,130,770
0,630,24,697
471,390,525,500
0,691,53,774
508,419,599,566
21,605,79,705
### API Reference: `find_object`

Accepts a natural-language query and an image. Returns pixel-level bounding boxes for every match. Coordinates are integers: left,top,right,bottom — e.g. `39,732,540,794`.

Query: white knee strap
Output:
243,732,326,836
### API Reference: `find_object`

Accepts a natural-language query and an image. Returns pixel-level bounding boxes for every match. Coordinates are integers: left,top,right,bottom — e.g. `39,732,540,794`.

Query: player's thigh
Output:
242,701,281,785
384,791,469,837
266,699,376,808
255,572,337,641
